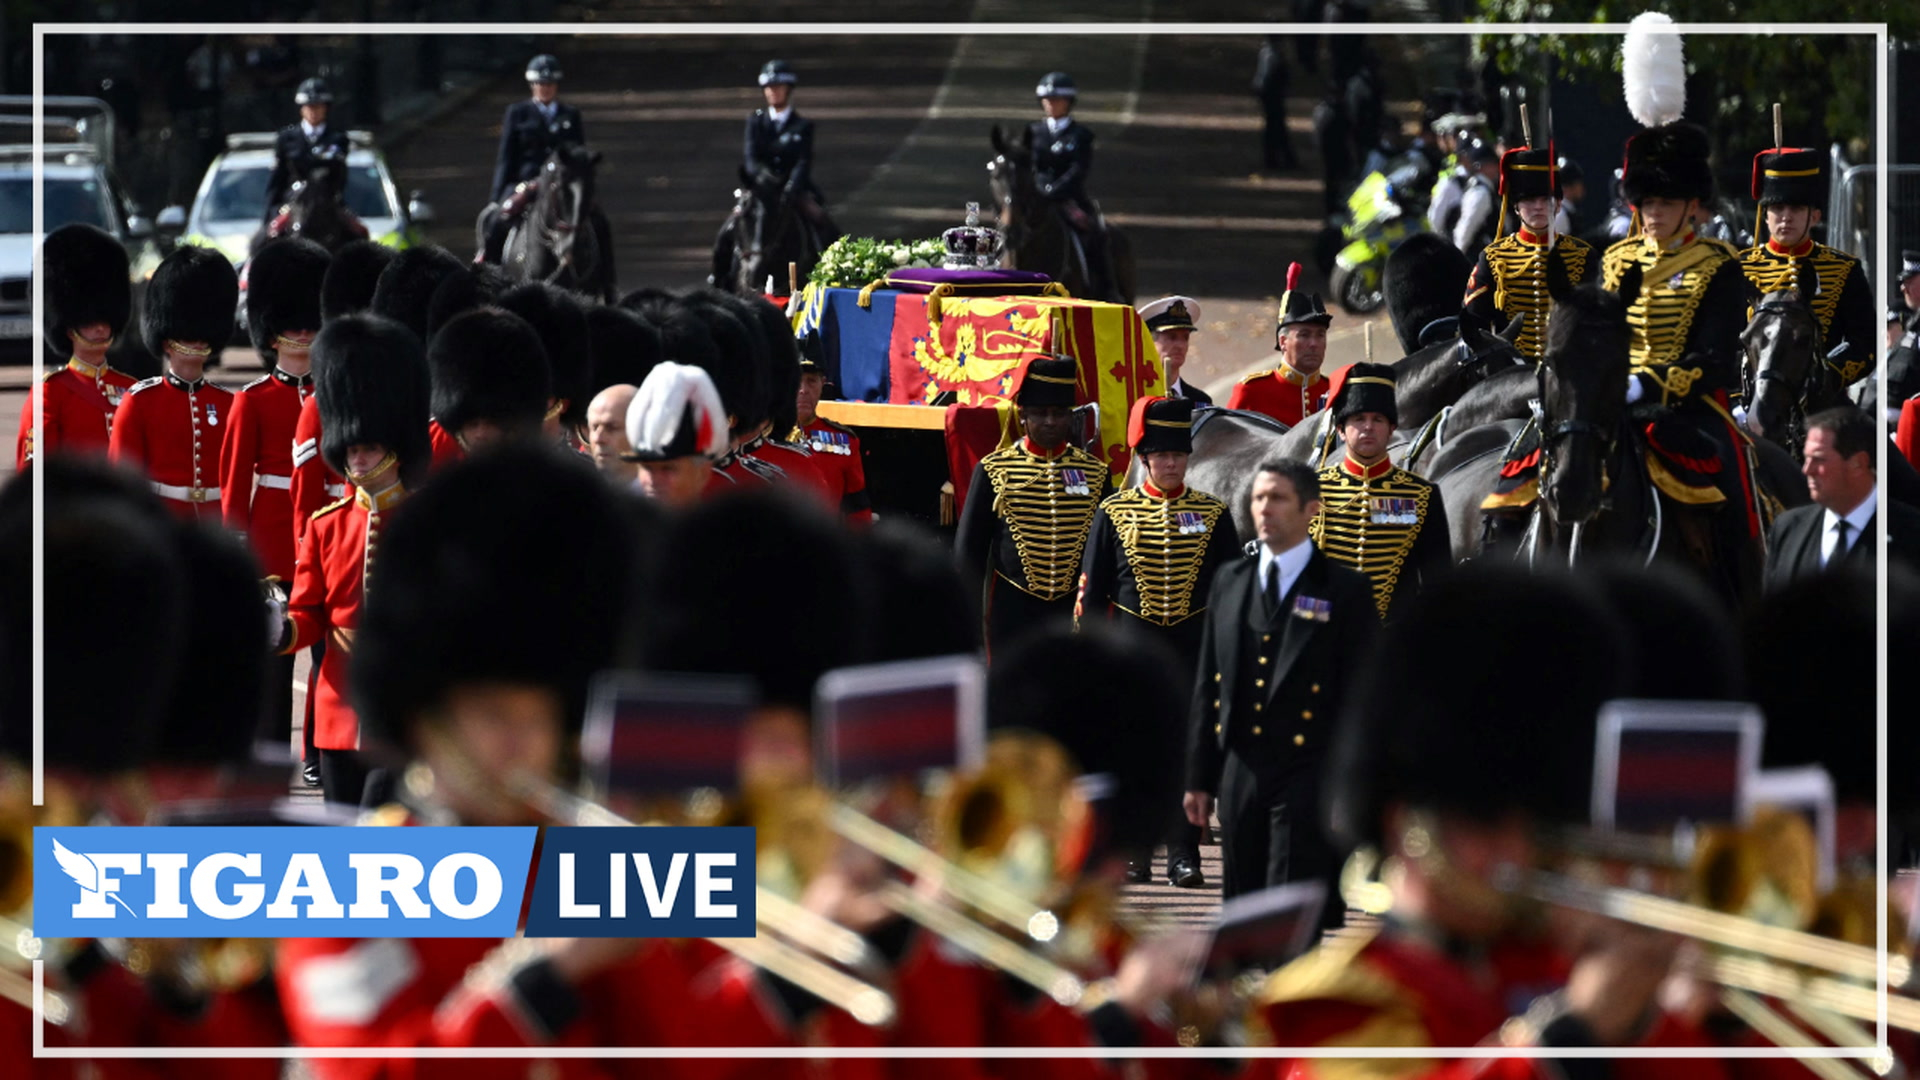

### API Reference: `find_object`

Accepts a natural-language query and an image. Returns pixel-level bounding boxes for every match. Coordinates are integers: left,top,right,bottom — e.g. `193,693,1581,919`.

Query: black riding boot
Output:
483,213,512,265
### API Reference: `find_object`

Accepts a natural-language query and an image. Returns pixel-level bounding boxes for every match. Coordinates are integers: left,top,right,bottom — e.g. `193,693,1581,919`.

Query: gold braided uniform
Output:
1600,231,1746,408
1309,456,1452,624
954,438,1109,653
1076,483,1239,629
1738,239,1876,385
1462,228,1594,361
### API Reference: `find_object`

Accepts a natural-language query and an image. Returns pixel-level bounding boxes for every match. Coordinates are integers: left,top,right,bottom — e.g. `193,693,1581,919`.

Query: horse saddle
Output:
1636,408,1727,507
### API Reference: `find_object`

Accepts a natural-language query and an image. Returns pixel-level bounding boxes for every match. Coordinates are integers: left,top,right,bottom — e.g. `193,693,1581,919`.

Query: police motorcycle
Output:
1317,149,1436,315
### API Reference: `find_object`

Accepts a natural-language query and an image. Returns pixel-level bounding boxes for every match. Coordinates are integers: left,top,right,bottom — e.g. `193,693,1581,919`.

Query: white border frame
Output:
28,18,1893,1064
813,653,986,787
1591,698,1765,829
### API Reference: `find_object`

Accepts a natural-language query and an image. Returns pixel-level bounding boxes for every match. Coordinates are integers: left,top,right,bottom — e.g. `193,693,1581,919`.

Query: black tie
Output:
1827,519,1852,567
1264,562,1282,614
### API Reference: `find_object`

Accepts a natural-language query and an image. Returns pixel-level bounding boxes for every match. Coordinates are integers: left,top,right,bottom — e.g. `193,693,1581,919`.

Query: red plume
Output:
1286,262,1302,292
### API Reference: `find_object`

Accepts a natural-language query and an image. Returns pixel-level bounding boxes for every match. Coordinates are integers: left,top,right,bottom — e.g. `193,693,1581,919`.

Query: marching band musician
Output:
955,354,1111,660
1737,144,1875,386
1308,364,1454,624
1076,395,1242,888
274,314,432,807
14,223,137,468
109,246,241,523
1229,265,1332,429
1462,145,1596,363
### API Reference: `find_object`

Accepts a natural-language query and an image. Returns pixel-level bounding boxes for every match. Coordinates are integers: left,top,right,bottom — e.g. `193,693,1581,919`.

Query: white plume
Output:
1622,11,1687,128
627,361,729,459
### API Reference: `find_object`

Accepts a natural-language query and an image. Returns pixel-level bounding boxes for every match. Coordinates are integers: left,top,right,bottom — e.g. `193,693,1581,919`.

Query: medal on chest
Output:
204,402,220,427
1173,510,1205,535
1369,496,1416,525
1291,595,1331,622
1060,467,1090,496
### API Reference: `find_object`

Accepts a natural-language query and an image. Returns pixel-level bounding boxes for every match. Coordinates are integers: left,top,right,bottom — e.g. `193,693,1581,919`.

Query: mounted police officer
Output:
1462,146,1596,362
1028,71,1116,301
1738,143,1876,387
710,60,839,287
263,77,352,226
478,54,586,265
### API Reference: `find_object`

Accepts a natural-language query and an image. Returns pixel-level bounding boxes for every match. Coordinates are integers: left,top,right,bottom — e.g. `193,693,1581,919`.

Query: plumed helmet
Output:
428,307,551,441
313,313,434,489
624,361,729,462
496,282,591,427
294,77,333,106
368,244,467,343
1620,122,1714,207
246,237,331,363
758,59,798,87
525,54,563,83
355,445,646,753
1276,262,1333,330
320,238,397,323
1014,354,1079,408
142,245,240,362
41,223,131,362
1385,232,1471,353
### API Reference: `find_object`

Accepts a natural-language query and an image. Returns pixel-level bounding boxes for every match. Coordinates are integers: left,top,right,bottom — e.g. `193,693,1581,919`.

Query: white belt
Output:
257,474,292,490
152,482,216,503
325,483,346,497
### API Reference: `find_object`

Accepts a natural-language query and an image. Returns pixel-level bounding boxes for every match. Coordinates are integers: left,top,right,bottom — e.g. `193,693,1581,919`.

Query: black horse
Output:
498,144,616,303
987,125,1134,305
252,158,364,256
1741,286,1852,463
719,166,837,297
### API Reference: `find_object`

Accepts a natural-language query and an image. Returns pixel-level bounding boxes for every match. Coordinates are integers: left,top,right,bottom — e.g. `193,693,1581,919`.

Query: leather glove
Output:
266,592,288,652
1625,374,1647,405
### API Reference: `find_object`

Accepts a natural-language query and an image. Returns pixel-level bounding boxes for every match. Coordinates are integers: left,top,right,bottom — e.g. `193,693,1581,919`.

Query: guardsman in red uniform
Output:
221,238,329,760
275,313,431,806
1245,566,1729,1079
428,307,552,458
109,246,240,521
625,361,732,508
954,354,1111,659
1077,395,1241,889
794,331,874,522
1227,263,1332,428
14,223,136,468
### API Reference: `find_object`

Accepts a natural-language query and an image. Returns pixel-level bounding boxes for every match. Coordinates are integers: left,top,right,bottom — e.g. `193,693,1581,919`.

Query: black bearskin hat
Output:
320,239,397,323
642,490,871,710
988,624,1185,864
313,313,433,489
1385,233,1472,354
143,245,239,361
857,519,980,662
354,445,646,753
1742,571,1883,805
1015,354,1079,408
426,263,513,341
1326,565,1632,849
42,223,131,361
246,237,331,363
1128,395,1194,455
1330,361,1399,428
1620,122,1714,206
160,522,269,764
585,304,662,395
497,282,591,426
0,459,183,770
428,307,551,440
682,292,771,431
1589,558,1741,701
368,245,466,342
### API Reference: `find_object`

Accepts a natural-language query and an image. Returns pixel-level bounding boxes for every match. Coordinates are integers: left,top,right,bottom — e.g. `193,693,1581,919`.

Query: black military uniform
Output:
1139,296,1213,405
1027,71,1113,300
1738,147,1876,386
1462,146,1595,362
482,55,586,263
1077,395,1240,887
1309,364,1453,625
955,355,1109,659
263,78,352,225
1184,485,1377,902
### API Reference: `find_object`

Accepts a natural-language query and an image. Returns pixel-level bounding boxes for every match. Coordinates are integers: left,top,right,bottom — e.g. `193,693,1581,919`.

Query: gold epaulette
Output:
1240,368,1278,385
311,495,352,522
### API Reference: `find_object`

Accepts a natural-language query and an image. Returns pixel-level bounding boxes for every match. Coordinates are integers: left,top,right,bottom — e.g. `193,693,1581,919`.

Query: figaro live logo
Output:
33,826,756,939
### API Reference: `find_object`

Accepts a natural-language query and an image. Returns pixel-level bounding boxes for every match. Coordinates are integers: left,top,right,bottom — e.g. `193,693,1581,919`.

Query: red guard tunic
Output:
14,355,137,468
1227,362,1329,429
429,417,466,471
797,416,874,523
741,433,837,509
219,367,313,581
108,372,235,522
290,394,348,548
283,482,405,751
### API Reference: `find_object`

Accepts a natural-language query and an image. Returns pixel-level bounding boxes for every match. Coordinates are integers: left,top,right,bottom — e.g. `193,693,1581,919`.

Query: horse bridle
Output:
1743,299,1828,450
1451,331,1525,387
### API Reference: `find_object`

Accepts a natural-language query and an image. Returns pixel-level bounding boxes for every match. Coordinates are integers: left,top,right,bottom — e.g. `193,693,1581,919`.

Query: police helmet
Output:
759,60,798,87
525,54,563,84
294,77,333,106
1035,71,1077,100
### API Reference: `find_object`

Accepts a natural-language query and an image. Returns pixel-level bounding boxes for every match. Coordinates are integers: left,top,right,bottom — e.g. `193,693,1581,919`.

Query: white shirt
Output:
1822,487,1877,567
1453,177,1496,254
535,99,557,121
300,120,325,141
1257,536,1315,608
1047,115,1071,136
767,106,793,128
1552,201,1574,238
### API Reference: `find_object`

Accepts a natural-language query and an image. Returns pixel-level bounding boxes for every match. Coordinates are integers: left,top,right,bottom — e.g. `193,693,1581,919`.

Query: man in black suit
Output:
479,54,586,264
1183,458,1378,905
263,78,352,225
1138,295,1213,405
1765,405,1920,590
